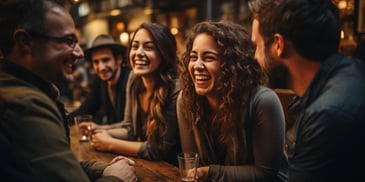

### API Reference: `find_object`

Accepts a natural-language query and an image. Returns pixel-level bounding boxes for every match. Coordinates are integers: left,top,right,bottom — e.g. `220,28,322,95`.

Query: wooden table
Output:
69,125,181,182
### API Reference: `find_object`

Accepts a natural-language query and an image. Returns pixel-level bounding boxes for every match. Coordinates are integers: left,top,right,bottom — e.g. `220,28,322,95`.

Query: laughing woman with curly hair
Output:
177,21,287,181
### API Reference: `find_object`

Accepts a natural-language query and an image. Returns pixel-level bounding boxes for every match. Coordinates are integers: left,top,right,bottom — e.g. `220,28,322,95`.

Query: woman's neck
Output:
206,96,220,112
139,75,157,113
141,75,156,93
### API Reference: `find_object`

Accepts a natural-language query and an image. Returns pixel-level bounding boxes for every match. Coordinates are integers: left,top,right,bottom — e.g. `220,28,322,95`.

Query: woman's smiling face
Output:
188,33,221,96
129,28,161,77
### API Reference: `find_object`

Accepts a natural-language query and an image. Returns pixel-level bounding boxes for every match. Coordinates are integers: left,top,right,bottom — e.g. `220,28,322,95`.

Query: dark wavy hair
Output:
249,0,341,61
179,21,266,152
128,23,178,148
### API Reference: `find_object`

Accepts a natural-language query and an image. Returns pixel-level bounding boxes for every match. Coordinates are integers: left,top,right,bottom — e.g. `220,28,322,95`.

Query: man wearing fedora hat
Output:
71,34,130,125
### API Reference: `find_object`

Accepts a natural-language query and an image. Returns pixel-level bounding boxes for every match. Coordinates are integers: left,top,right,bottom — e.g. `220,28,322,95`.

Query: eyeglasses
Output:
28,31,78,49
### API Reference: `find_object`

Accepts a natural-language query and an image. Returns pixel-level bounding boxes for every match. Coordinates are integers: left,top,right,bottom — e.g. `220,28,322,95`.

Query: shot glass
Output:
177,152,199,182
74,114,93,142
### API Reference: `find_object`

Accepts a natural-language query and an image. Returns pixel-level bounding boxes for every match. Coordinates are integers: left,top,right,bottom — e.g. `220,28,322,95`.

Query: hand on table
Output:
196,166,209,181
90,129,115,151
103,156,137,181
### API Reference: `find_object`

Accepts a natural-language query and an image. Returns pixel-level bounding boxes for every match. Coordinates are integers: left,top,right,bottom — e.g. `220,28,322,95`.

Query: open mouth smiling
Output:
195,74,211,81
64,62,74,74
135,60,149,66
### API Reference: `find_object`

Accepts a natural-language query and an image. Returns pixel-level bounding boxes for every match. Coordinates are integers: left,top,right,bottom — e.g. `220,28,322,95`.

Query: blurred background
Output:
68,0,363,56
62,0,364,104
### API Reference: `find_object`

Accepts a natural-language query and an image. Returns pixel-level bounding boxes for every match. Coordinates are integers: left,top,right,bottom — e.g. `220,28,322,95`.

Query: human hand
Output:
103,156,137,181
90,130,114,151
186,168,198,181
109,156,136,165
79,121,99,132
196,166,209,181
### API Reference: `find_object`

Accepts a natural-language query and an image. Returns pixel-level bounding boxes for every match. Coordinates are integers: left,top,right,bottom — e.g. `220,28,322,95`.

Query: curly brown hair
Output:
179,21,266,153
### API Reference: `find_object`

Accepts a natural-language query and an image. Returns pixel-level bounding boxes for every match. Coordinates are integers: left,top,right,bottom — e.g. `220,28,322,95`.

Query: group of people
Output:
1,0,364,182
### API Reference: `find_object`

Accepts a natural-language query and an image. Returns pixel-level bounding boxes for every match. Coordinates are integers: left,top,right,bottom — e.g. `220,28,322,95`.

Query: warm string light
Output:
170,28,179,35
338,0,348,10
110,9,121,16
119,32,129,45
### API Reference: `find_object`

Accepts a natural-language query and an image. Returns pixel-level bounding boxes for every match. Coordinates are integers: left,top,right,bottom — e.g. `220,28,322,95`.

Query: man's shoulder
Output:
329,54,365,81
314,55,365,109
0,75,59,116
305,82,365,126
0,76,50,101
320,56,365,101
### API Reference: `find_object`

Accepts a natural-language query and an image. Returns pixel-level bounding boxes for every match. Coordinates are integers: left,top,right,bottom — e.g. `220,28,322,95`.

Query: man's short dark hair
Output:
0,0,68,57
249,0,341,61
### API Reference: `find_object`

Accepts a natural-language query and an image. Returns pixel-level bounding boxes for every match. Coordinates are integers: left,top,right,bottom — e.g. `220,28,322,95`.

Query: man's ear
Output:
274,33,295,59
273,33,285,57
13,29,32,54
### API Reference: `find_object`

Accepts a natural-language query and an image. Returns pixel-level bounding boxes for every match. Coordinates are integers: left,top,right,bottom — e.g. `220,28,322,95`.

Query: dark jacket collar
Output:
288,53,343,119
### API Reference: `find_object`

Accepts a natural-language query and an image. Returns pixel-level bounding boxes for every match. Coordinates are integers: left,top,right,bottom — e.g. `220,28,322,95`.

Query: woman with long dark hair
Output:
84,23,181,165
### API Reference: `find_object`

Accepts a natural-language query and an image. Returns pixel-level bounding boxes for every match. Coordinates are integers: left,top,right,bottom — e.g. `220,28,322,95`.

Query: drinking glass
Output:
177,152,199,182
74,114,92,142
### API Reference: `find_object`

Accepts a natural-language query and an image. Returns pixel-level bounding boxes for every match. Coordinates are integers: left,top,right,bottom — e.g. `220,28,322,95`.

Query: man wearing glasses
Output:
0,0,136,181
27,31,79,49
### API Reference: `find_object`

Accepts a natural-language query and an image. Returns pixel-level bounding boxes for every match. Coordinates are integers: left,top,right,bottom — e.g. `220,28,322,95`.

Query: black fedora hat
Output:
84,34,127,61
